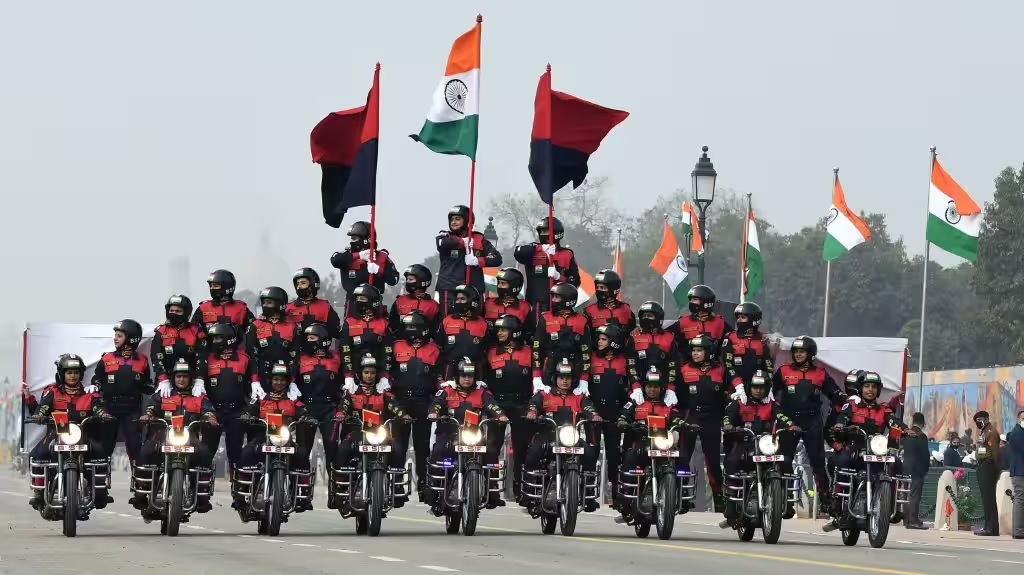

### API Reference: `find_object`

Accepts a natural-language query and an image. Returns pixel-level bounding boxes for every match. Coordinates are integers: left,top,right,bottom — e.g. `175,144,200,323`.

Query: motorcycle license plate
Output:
359,445,392,453
161,445,195,453
262,446,296,454
863,455,895,463
752,455,785,462
647,449,679,457
455,445,487,453
553,446,583,455
54,444,88,452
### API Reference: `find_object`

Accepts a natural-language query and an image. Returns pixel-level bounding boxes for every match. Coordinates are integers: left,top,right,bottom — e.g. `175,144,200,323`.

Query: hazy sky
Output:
3,1,1022,331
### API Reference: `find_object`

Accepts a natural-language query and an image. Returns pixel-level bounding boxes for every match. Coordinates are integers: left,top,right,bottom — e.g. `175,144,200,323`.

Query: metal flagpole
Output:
823,168,838,337
662,213,668,308
916,146,937,412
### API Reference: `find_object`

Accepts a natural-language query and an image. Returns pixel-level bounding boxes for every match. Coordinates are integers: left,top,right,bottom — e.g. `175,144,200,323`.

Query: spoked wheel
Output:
867,483,893,549
462,469,482,536
841,527,861,546
62,468,80,538
165,469,184,537
559,470,579,536
367,470,385,537
761,479,785,544
655,472,676,540
738,524,756,541
266,468,285,537
634,522,651,538
540,515,557,535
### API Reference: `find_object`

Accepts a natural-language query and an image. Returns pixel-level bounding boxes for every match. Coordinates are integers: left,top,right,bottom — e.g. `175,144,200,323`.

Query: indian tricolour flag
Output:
927,155,981,262
483,267,595,309
409,17,481,160
649,221,689,307
681,202,704,255
823,172,871,261
741,208,763,302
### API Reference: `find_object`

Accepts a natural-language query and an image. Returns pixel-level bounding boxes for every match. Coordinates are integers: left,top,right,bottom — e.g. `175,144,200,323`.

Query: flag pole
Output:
916,146,937,412
740,192,752,303
545,63,556,310
823,168,838,337
368,62,381,285
661,214,668,307
615,227,623,284
465,14,483,286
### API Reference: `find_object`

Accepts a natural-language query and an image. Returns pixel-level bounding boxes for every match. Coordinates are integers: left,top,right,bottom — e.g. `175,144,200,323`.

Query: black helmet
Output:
643,366,665,387
114,319,143,349
689,334,716,361
493,314,523,343
790,335,817,362
358,354,379,371
536,216,565,242
259,286,289,318
303,323,332,354
549,282,578,312
54,353,85,386
400,311,430,341
745,369,769,398
687,285,716,315
593,269,622,302
456,357,478,381
352,284,382,316
207,322,238,353
595,324,623,351
844,369,865,395
448,205,473,232
495,267,525,299
554,358,575,383
269,360,291,392
293,268,321,299
207,269,237,300
453,284,481,315
637,301,665,331
164,294,193,325
347,221,371,249
734,301,762,333
860,371,882,393
403,264,433,293
171,358,193,389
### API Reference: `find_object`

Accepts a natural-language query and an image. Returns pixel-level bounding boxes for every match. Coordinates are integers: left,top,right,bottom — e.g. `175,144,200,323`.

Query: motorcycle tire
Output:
656,472,676,540
462,469,481,536
368,469,385,537
166,468,184,537
559,469,579,537
761,478,785,544
267,468,285,537
63,468,79,538
868,482,893,549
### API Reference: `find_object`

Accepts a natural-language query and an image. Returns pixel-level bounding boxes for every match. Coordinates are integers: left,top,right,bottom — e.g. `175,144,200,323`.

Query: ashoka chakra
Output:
444,79,469,115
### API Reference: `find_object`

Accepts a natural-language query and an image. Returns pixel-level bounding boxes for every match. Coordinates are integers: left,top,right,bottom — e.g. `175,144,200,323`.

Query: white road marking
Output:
369,556,405,562
210,529,225,533
993,559,1024,565
187,525,206,530
238,534,255,538
913,552,957,558
291,543,319,548
329,549,361,554
419,567,458,572
261,538,285,543
116,513,133,518
692,530,714,535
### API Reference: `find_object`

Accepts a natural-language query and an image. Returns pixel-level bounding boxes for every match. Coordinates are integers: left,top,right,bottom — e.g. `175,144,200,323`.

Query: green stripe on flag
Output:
411,115,479,160
823,233,849,262
926,213,978,262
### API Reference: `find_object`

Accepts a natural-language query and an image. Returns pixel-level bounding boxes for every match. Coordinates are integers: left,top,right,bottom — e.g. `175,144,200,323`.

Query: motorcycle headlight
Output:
59,423,82,446
365,426,388,445
269,426,291,447
168,428,190,447
460,428,482,446
868,434,889,456
557,425,579,447
757,434,778,456
652,434,675,450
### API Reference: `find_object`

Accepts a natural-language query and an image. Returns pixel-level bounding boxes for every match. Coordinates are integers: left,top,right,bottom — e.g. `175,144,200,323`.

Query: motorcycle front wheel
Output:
761,478,785,544
462,469,481,536
267,468,285,537
368,469,385,537
559,469,579,536
62,468,79,538
166,468,184,537
655,472,676,540
867,482,893,549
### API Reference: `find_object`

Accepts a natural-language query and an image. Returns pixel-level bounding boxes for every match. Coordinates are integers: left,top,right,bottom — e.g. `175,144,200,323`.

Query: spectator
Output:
1006,408,1024,540
973,410,1001,537
944,434,964,467
902,412,930,530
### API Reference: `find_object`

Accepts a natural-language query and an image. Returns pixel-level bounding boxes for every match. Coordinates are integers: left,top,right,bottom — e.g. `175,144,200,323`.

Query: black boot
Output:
712,492,726,513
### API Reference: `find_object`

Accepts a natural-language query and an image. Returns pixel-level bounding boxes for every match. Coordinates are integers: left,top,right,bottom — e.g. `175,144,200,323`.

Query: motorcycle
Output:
331,410,411,536
27,412,110,537
521,416,600,536
721,427,799,544
617,416,698,540
824,426,912,548
426,411,504,536
133,415,216,536
234,413,315,536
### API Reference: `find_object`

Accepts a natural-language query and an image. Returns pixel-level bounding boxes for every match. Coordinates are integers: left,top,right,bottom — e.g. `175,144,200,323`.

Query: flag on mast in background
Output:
741,208,763,301
824,173,871,261
649,221,689,307
927,156,981,261
681,202,704,255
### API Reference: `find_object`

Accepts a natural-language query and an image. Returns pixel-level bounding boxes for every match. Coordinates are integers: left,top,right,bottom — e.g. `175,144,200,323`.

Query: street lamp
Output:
690,146,717,285
483,216,499,248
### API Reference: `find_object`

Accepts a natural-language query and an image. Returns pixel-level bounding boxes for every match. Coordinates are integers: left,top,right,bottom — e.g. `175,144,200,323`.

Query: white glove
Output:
849,395,862,405
730,387,747,402
250,382,266,401
462,236,473,250
366,262,380,274
542,243,557,255
343,377,358,394
359,249,372,261
192,379,206,397
547,267,561,280
377,377,391,393
156,380,173,398
441,380,456,389
476,380,487,389
532,377,549,394
767,390,775,402
573,380,590,396
630,387,646,405
287,383,302,401
464,254,480,266
664,389,679,407
83,384,99,394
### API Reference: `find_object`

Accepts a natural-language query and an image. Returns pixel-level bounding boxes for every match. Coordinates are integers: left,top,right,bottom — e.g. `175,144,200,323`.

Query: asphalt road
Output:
0,471,1020,575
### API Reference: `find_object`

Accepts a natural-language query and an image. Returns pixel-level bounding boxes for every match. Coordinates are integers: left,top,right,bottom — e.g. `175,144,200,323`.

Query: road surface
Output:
0,471,1019,575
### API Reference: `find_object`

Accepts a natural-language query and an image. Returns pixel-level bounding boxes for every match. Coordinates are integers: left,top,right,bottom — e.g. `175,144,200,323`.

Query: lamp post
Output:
483,216,499,248
690,146,717,286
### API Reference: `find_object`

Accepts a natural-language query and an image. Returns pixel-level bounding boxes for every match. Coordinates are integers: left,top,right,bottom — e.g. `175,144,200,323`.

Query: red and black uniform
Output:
618,401,684,471
192,298,254,337
483,294,534,339
533,310,592,385
670,312,732,357
24,383,58,416
203,348,258,466
30,388,109,461
624,326,680,391
245,315,300,390
387,339,443,485
513,243,580,320
584,300,636,340
286,297,343,341
151,322,207,385
140,389,216,467
677,359,729,496
483,340,534,490
427,386,505,464
389,294,441,337
437,313,490,378
340,314,391,381
239,395,307,468
721,331,773,388
832,399,904,471
435,229,502,312
93,350,152,461
329,248,400,316
296,350,344,468
589,348,630,488
523,391,598,472
334,387,407,469
722,396,794,481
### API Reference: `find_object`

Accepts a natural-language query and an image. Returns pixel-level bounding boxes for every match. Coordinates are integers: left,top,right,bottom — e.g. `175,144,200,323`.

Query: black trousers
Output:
684,410,723,495
487,401,532,493
905,474,925,526
394,396,432,484
977,461,1000,534
295,402,337,472
783,413,830,498
590,404,623,487
204,405,246,468
102,409,141,462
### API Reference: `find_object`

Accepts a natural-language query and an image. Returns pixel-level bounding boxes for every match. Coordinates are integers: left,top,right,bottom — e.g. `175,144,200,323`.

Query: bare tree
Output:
486,193,547,247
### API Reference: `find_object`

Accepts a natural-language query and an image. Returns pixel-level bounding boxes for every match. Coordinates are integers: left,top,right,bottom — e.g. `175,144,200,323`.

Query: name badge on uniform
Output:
637,350,646,359
303,375,311,383
447,335,456,344
689,385,698,395
744,422,752,428
399,363,408,372
164,346,174,354
210,377,219,387
348,270,357,278
107,375,115,384
449,250,460,259
787,384,796,394
533,266,544,275
733,357,743,365
495,369,503,379
353,336,362,346
259,338,269,347
549,332,559,341
593,375,601,382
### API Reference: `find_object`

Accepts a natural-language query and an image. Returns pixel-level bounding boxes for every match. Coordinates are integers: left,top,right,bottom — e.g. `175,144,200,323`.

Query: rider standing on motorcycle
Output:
295,323,343,491
669,285,732,358
514,216,581,324
677,334,730,512
773,335,846,518
286,267,344,340
192,269,254,335
340,285,392,395
28,354,113,511
533,283,592,396
427,359,508,507
483,267,534,339
152,294,208,398
720,302,772,402
625,301,680,407
202,322,259,472
137,359,219,514
388,312,444,501
438,285,491,378
482,314,535,501
93,319,153,466
524,359,602,511
826,370,865,455
329,221,401,317
246,287,300,396
589,324,629,501
584,269,636,337
436,205,503,312
389,264,442,337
